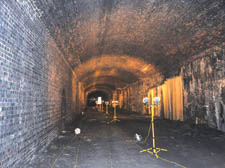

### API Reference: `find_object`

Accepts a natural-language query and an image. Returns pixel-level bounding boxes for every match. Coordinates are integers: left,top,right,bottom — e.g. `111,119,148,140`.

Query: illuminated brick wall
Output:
0,1,79,167
116,73,164,114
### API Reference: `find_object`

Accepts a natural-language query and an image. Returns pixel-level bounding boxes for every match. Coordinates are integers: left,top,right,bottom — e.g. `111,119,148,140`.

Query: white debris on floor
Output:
75,128,81,135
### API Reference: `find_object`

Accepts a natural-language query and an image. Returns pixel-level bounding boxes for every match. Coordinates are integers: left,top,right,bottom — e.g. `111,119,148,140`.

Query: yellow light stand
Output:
101,103,104,112
105,101,109,115
110,102,120,123
140,103,167,158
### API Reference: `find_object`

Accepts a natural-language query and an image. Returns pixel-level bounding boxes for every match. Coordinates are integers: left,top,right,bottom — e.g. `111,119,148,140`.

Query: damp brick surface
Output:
0,1,79,167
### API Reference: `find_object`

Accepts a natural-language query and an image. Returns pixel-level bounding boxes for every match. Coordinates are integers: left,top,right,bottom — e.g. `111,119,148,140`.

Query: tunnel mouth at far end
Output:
87,90,109,106
76,55,164,110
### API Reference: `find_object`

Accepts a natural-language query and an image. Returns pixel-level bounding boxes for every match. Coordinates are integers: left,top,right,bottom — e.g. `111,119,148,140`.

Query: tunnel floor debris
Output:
24,109,225,168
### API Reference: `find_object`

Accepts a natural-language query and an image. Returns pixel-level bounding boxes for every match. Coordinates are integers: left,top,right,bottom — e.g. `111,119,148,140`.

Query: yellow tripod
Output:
140,104,167,158
110,104,120,123
105,102,109,115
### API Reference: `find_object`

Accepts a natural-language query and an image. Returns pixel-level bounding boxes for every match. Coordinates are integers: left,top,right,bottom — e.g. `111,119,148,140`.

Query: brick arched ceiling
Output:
35,0,225,81
74,55,161,91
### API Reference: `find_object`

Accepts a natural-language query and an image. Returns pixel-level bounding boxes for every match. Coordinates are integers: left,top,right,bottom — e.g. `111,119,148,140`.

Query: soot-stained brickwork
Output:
34,0,225,76
181,44,225,132
0,1,79,167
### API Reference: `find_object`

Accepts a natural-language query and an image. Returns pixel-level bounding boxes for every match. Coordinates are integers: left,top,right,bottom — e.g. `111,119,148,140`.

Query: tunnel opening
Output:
87,90,109,106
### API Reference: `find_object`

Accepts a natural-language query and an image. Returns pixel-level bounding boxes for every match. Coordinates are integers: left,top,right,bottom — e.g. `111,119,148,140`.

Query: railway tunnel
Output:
0,0,225,167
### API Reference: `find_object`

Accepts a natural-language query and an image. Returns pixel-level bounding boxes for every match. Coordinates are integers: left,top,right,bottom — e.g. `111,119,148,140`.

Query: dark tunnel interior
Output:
0,0,225,168
87,91,109,106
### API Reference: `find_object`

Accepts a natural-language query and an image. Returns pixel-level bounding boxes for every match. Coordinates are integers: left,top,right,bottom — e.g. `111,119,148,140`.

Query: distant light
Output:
153,97,160,105
143,97,149,104
97,97,102,104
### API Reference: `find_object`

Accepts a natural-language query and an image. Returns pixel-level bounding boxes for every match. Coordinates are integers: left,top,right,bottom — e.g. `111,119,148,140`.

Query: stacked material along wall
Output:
116,75,184,121
148,76,184,121
163,76,184,121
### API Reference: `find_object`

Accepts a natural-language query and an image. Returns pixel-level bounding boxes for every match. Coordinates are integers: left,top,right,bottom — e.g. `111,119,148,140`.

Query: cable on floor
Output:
74,117,87,168
106,117,113,168
74,139,81,168
50,136,75,168
134,143,187,168
142,118,152,144
50,116,85,168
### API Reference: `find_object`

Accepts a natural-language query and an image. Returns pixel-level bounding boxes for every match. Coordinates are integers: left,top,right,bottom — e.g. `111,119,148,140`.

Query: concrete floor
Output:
24,108,225,168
